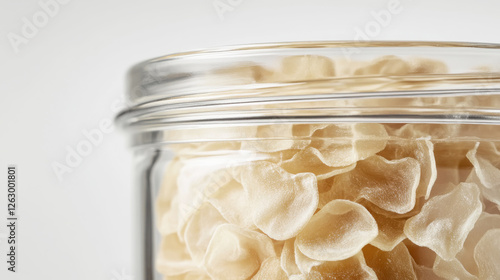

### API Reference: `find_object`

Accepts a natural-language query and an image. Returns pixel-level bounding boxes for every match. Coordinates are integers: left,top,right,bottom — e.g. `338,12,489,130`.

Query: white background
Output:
1,0,499,279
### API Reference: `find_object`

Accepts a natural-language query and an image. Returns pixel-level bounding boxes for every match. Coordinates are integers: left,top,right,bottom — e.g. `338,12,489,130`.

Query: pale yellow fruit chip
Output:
176,158,234,227
240,161,319,240
368,209,407,251
296,199,378,261
404,182,482,261
474,229,500,280
252,257,288,280
466,170,500,206
282,147,356,180
295,240,323,274
412,263,446,280
331,155,421,214
466,142,500,205
280,239,301,276
203,224,276,280
433,256,477,280
404,239,438,268
242,123,329,154
292,124,330,137
182,203,228,264
363,243,417,280
310,123,388,167
156,233,196,277
305,252,378,280
379,139,437,199
456,212,500,276
208,179,256,230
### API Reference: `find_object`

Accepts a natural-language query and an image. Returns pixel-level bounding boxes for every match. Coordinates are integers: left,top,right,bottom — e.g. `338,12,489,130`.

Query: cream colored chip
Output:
363,243,417,280
456,212,500,276
368,209,407,251
379,139,437,199
252,257,288,280
292,123,330,137
203,224,276,280
306,252,377,280
310,123,388,167
280,239,301,277
240,161,319,240
176,157,236,229
404,182,482,261
433,256,477,280
330,155,421,214
295,240,323,274
182,202,228,264
404,239,438,268
243,123,329,154
432,214,500,279
412,263,446,280
473,229,500,280
282,147,356,180
466,142,500,205
156,233,196,277
467,170,500,206
296,199,378,261
208,179,255,229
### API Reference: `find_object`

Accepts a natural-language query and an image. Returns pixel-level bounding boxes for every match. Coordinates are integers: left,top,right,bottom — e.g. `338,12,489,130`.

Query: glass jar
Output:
116,41,500,280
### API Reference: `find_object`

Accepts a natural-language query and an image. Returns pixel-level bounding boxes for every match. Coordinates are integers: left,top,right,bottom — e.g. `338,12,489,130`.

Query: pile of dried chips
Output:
154,55,500,279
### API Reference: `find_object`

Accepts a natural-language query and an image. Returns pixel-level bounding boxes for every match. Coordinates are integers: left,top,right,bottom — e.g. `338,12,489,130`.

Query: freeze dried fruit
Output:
368,209,407,251
182,203,227,264
281,147,356,180
329,155,421,214
203,224,276,280
379,139,437,199
239,161,319,240
208,179,255,230
305,252,378,280
363,243,417,280
474,229,500,280
296,200,378,261
404,182,482,261
251,257,288,280
309,123,388,167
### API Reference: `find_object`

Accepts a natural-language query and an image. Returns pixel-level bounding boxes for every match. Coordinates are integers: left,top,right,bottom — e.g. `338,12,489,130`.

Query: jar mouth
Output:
116,41,500,145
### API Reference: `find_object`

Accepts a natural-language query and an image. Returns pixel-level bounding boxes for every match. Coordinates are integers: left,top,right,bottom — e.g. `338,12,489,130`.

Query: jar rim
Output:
116,40,500,145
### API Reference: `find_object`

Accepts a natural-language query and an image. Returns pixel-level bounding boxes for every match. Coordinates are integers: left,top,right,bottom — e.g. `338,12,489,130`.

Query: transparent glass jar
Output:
117,41,500,280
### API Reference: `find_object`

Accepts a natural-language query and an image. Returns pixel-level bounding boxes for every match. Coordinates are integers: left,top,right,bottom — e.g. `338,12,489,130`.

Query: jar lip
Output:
149,40,500,62
117,40,500,138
